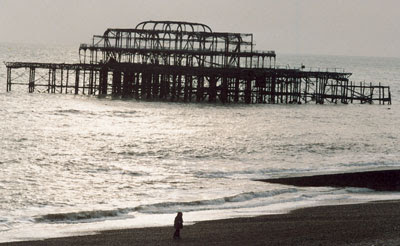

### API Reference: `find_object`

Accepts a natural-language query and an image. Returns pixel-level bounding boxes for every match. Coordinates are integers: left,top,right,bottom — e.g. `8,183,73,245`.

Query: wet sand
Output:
3,169,400,246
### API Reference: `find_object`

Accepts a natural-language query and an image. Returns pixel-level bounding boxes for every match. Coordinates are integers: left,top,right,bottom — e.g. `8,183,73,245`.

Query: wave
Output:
107,110,140,117
135,188,299,214
54,109,84,114
34,188,297,224
35,208,133,224
52,109,98,117
194,168,313,179
52,109,143,118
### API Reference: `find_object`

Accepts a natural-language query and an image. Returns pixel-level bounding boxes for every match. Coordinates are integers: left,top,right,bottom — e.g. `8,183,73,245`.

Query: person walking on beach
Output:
173,212,183,239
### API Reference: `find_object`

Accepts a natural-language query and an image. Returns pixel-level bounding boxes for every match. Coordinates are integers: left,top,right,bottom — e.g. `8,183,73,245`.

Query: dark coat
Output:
174,215,183,229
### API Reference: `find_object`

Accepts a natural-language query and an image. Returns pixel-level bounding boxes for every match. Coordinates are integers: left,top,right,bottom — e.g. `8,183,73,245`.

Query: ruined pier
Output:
5,21,391,104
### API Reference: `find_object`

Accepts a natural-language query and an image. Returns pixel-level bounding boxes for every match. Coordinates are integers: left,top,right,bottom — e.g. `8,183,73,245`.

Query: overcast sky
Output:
0,0,399,57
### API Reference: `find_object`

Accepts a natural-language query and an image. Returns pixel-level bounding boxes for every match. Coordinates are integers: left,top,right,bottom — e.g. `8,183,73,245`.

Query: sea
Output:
1,43,400,242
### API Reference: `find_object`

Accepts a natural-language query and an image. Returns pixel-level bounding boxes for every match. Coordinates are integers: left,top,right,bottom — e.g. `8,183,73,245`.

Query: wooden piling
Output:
60,69,64,93
379,82,382,105
75,69,80,94
221,75,228,103
234,77,239,103
82,70,86,95
153,73,160,99
28,68,35,93
171,74,176,101
51,68,56,93
209,76,217,103
112,71,122,95
244,76,252,104
6,67,11,92
88,69,94,95
47,69,51,93
197,76,204,102
99,68,108,95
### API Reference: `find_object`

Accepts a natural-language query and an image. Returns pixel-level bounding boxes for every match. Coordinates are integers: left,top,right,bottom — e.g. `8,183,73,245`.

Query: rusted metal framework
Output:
4,21,392,104
79,21,275,68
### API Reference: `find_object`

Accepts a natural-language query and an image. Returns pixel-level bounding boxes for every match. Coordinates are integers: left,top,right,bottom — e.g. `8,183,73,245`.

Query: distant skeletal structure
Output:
5,21,391,105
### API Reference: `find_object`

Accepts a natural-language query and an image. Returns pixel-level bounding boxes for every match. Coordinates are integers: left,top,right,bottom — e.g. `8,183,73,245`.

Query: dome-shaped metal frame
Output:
135,20,213,33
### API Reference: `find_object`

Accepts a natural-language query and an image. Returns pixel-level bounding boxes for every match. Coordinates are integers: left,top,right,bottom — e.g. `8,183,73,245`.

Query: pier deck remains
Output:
5,21,391,104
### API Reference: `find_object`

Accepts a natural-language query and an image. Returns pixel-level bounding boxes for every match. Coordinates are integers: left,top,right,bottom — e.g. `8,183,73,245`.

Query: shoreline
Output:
3,200,400,246
3,169,400,245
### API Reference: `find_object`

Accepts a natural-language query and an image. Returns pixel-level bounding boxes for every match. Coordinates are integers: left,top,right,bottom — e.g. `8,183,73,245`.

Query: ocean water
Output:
1,43,400,242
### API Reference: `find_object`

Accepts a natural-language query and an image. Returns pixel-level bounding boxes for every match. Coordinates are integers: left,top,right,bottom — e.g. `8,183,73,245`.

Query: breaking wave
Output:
35,188,297,223
35,208,132,223
135,188,299,214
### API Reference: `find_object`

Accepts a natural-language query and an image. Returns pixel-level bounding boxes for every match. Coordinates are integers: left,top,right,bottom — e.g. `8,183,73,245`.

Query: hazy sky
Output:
0,0,399,57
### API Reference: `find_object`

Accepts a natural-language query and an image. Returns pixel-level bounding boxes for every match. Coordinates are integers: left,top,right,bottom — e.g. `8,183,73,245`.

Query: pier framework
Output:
4,21,391,104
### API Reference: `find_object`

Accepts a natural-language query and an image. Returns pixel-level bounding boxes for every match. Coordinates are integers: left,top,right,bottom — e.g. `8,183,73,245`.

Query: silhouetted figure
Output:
173,212,183,239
